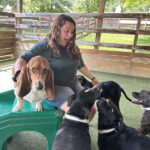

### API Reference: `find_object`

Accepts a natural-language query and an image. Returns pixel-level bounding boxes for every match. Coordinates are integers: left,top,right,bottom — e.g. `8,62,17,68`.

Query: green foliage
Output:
73,0,122,13
51,0,73,13
0,0,17,11
73,0,150,13
23,0,73,13
105,0,121,12
121,0,150,12
1,0,150,13
73,0,100,13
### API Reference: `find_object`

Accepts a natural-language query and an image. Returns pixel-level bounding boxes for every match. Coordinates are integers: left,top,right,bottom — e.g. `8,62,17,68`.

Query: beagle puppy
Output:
12,56,54,112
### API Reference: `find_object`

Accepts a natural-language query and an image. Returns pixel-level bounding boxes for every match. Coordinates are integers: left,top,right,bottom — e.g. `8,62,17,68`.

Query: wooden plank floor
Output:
81,49,150,78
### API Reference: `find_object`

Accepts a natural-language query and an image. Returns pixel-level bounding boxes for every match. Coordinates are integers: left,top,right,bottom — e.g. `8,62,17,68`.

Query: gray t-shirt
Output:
19,40,85,88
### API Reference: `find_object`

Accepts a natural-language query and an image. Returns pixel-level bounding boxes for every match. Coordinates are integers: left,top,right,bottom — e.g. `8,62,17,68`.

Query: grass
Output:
138,35,150,45
22,32,150,53
78,33,150,54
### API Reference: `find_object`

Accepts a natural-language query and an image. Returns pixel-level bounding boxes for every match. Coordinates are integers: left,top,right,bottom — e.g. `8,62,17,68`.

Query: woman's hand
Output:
91,77,100,86
78,66,100,86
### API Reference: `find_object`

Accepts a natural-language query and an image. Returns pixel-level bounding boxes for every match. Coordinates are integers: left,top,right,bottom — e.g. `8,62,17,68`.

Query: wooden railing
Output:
14,12,150,53
0,12,150,57
0,12,150,54
0,12,16,60
1,12,150,78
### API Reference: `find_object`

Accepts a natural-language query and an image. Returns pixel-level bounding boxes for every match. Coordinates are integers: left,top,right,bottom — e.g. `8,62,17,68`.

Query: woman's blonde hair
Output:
46,14,80,58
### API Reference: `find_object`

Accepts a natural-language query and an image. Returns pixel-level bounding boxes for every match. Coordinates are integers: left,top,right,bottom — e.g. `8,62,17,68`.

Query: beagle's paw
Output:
13,104,23,112
36,103,44,111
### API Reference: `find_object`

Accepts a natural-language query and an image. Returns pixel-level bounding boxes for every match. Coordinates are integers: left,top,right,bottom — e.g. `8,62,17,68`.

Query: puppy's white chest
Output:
23,89,47,103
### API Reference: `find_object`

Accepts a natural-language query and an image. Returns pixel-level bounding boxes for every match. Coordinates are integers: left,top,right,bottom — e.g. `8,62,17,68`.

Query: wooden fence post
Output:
15,0,23,35
94,0,106,50
132,18,141,53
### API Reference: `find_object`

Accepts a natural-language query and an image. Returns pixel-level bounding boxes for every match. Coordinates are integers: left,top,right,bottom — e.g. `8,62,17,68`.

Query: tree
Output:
73,0,100,13
23,0,73,13
0,0,17,11
1,0,150,13
50,0,73,13
105,0,121,12
73,0,122,13
73,0,150,13
121,0,150,12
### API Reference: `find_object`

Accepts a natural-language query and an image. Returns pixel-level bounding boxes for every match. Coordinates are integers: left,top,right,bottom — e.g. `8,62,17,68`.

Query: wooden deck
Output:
80,49,150,78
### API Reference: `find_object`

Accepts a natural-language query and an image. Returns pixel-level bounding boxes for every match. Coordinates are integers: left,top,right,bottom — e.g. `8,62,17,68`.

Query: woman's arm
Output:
78,66,100,85
14,40,47,73
15,58,27,72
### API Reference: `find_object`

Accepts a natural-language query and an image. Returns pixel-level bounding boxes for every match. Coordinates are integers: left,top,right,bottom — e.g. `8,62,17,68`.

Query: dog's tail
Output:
121,88,132,102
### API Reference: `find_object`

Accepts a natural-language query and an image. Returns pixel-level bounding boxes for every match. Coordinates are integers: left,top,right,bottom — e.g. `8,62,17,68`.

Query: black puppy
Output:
97,97,150,150
132,90,150,135
52,84,101,150
77,74,93,88
77,75,132,110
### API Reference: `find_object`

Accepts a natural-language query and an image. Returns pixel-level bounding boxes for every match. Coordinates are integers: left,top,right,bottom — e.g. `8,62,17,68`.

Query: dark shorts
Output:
45,82,84,109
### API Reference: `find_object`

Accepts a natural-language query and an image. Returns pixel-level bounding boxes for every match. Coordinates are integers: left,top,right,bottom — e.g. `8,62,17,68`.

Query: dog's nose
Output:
36,81,43,90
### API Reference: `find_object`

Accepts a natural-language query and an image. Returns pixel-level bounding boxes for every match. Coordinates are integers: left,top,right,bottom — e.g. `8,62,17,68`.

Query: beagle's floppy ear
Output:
45,69,55,100
18,66,31,98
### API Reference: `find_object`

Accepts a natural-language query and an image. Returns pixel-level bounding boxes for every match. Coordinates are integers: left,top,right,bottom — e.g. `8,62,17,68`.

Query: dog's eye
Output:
32,68,36,73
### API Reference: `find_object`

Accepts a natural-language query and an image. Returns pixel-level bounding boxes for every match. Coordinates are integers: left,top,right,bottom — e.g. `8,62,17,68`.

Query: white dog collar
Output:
98,128,115,134
142,107,150,111
64,114,89,124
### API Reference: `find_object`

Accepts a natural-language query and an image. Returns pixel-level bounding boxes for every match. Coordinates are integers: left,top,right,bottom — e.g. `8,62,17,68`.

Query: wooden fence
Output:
0,12,150,78
13,12,150,52
0,12,16,60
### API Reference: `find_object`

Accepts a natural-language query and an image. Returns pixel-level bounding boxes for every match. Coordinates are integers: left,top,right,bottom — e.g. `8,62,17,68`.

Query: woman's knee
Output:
89,104,97,122
91,105,97,114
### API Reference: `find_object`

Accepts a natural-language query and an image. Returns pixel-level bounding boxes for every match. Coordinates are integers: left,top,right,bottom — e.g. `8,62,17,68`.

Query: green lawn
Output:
78,33,150,54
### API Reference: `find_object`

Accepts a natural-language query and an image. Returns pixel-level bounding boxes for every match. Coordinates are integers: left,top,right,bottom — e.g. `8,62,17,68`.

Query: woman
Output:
14,14,100,121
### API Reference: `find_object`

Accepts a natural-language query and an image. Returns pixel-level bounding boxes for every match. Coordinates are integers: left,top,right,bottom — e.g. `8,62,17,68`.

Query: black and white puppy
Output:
97,97,150,150
52,84,102,150
132,90,150,135
77,75,132,111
